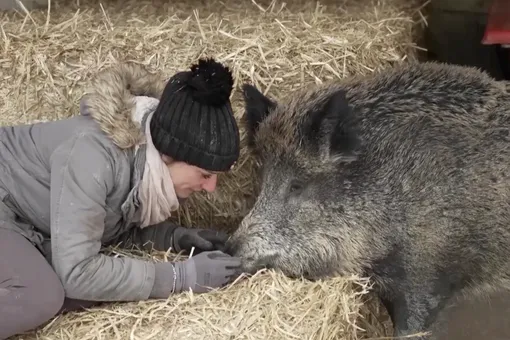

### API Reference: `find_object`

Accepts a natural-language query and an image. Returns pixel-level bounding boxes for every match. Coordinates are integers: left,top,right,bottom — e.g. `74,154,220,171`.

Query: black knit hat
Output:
149,58,239,172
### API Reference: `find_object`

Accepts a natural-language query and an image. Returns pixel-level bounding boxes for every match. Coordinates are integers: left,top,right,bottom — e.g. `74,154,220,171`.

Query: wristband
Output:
170,263,177,293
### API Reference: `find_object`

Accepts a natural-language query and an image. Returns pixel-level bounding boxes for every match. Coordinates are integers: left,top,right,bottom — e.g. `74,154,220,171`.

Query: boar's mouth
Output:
240,255,319,281
239,254,280,274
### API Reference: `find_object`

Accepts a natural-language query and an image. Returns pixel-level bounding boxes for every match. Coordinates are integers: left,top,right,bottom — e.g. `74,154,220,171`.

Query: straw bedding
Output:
1,0,427,338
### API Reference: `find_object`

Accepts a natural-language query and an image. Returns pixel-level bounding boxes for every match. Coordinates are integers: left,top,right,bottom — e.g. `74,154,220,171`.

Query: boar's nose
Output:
224,238,240,256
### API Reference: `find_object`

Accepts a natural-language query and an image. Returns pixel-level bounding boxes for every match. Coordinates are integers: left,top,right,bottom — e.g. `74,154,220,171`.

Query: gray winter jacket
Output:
0,63,179,301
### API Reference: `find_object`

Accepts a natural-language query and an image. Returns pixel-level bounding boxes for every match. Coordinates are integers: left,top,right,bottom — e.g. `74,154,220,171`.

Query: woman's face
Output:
161,155,218,198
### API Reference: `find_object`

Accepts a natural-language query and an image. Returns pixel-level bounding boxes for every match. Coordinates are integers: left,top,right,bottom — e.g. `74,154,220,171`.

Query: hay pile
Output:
1,0,427,338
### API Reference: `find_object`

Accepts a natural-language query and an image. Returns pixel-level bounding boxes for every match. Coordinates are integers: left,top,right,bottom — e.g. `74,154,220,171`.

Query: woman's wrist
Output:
149,261,179,298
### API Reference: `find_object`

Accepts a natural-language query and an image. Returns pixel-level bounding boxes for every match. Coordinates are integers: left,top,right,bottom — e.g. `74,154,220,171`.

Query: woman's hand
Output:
150,250,243,298
171,226,229,255
175,250,241,293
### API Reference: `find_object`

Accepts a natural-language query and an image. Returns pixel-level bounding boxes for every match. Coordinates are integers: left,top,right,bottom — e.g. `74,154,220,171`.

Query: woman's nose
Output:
202,174,217,192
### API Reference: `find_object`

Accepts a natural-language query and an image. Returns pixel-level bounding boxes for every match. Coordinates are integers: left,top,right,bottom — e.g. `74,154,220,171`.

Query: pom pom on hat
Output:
187,57,234,106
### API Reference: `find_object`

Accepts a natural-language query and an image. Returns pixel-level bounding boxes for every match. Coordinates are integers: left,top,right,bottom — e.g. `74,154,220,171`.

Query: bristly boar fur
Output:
225,61,510,339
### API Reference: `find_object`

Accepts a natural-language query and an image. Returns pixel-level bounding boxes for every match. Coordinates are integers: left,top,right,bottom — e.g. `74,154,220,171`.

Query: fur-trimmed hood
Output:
79,63,168,149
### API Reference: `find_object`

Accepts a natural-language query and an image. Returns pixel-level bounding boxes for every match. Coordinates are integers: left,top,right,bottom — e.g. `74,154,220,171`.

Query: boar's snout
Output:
224,231,281,275
224,237,240,257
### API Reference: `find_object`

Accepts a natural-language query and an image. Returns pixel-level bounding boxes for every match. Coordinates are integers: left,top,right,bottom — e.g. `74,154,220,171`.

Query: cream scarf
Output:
130,95,180,228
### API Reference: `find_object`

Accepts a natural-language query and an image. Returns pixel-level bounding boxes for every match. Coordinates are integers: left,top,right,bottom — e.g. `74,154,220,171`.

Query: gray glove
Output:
173,250,241,293
171,226,229,255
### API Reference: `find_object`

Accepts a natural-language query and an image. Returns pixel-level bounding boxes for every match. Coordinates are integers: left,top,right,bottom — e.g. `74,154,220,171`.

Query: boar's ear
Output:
305,89,361,165
241,83,277,147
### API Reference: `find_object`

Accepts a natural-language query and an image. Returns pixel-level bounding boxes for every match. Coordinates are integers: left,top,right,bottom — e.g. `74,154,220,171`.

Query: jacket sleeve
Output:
109,221,179,252
49,132,156,302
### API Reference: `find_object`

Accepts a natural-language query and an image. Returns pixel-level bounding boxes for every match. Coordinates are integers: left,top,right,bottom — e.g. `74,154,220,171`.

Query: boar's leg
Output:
382,269,467,340
389,289,448,339
371,252,455,339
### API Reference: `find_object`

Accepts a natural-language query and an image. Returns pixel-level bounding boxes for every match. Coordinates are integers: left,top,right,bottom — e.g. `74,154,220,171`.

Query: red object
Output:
482,0,510,45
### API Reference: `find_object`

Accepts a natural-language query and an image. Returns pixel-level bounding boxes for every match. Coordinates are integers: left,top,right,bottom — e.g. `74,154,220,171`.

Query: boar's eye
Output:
288,179,304,196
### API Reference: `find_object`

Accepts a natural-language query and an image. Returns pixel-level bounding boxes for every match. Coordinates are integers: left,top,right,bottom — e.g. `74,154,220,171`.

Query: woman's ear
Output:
161,154,173,165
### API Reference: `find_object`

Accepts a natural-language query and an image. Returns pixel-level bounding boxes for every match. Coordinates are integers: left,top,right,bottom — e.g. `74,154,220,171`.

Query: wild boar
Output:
225,62,510,339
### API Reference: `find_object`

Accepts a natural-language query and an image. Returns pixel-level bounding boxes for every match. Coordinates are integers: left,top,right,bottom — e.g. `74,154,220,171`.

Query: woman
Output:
0,57,242,339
